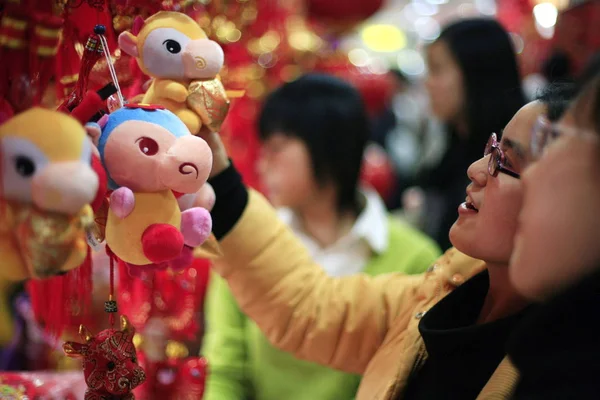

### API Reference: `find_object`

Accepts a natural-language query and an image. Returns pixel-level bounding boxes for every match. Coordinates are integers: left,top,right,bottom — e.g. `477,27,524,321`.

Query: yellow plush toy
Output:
0,108,98,282
119,11,231,135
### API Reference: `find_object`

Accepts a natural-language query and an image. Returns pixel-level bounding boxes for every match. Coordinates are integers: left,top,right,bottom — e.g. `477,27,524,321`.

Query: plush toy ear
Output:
118,31,139,58
85,122,102,147
63,341,88,358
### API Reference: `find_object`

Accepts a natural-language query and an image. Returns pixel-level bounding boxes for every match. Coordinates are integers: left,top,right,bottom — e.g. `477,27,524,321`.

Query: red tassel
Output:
29,12,63,104
0,3,32,111
58,32,104,112
26,248,93,337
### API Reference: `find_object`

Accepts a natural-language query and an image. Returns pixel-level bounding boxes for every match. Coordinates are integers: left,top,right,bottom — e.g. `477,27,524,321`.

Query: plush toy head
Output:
64,315,146,398
86,104,212,194
0,108,98,214
119,11,224,81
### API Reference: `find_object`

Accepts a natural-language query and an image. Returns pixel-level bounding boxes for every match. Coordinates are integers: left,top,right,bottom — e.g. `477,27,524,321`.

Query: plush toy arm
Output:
110,187,135,218
181,207,212,247
154,80,189,103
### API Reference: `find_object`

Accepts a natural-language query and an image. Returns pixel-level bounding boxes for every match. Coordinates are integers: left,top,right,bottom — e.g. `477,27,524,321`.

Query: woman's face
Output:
425,40,465,124
450,101,545,264
510,98,600,301
257,133,321,209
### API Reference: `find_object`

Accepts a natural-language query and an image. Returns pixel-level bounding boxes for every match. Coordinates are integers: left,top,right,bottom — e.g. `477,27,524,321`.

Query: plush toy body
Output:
119,11,229,135
87,104,213,271
63,316,146,400
0,108,98,280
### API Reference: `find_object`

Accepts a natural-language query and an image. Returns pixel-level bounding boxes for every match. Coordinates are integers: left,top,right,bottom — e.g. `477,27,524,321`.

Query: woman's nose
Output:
467,155,489,186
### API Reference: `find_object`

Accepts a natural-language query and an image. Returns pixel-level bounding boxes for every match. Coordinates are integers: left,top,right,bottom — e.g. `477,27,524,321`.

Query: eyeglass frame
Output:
484,133,520,179
529,115,589,160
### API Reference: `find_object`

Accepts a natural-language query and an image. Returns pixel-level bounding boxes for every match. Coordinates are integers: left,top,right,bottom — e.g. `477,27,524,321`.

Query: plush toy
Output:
85,104,213,273
118,11,230,135
0,108,98,281
63,315,146,400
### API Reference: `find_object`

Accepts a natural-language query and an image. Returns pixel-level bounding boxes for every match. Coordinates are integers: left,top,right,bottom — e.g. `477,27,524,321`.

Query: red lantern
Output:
306,0,384,35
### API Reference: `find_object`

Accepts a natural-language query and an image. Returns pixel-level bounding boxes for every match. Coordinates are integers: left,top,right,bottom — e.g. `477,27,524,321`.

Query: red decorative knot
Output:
124,103,165,111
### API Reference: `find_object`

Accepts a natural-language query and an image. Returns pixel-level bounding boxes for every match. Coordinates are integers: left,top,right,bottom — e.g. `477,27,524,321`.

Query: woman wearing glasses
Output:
507,73,600,399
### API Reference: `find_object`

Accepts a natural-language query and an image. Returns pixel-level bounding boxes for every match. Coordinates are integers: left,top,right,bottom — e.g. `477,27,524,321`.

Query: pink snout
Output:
159,135,213,194
31,161,99,214
183,39,224,79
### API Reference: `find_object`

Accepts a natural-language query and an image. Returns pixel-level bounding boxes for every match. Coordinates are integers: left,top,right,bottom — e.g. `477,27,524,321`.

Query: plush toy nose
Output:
31,161,99,214
183,38,224,79
160,135,213,194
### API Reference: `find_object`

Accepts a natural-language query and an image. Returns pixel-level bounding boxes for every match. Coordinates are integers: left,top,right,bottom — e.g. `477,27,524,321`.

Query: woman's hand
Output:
203,131,231,178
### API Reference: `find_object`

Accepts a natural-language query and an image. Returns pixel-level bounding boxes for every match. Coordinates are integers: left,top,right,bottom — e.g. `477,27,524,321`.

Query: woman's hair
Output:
436,18,526,159
572,53,600,133
536,82,578,122
258,73,369,212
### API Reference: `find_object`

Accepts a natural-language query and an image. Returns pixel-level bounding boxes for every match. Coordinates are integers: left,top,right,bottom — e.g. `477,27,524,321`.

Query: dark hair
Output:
436,18,526,160
577,52,600,89
258,73,369,212
541,50,573,83
573,53,600,133
536,82,578,122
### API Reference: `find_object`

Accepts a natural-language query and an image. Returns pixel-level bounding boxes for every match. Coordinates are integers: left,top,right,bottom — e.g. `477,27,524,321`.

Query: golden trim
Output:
1,17,27,30
37,46,59,56
0,36,25,49
60,74,79,84
35,26,61,39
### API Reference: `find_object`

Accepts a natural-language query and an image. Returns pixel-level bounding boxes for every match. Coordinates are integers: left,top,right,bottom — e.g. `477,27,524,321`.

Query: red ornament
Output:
63,315,146,400
360,144,397,206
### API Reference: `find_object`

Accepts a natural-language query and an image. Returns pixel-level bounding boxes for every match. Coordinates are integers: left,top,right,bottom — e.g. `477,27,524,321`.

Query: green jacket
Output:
202,217,441,400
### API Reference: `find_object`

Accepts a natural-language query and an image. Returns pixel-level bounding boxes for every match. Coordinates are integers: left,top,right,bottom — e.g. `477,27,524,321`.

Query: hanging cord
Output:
104,246,118,329
94,24,125,108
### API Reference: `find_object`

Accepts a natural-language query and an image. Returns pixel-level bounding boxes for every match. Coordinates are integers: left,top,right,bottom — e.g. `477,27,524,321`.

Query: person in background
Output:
416,18,526,250
201,74,441,400
508,68,600,399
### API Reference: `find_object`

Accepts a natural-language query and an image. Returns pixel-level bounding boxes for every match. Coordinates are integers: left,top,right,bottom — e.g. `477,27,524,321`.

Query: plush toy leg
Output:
181,207,212,247
176,108,202,135
169,246,194,272
142,224,184,263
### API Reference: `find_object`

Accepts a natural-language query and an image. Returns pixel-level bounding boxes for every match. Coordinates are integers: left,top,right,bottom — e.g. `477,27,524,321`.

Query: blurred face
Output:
510,96,600,301
425,40,465,124
450,101,545,264
258,133,321,209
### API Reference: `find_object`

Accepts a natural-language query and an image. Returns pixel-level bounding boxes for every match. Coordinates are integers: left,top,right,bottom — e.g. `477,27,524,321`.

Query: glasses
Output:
530,116,561,160
484,133,520,179
530,116,587,160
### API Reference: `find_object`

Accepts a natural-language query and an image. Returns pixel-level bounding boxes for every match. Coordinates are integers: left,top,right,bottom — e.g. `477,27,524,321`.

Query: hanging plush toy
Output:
0,108,98,281
63,315,146,400
118,11,230,135
85,104,213,274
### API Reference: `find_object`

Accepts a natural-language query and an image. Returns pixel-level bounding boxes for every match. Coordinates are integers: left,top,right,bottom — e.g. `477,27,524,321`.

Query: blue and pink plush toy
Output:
86,104,213,275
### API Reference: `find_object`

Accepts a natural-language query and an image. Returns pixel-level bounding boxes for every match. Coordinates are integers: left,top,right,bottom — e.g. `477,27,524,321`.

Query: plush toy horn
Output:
79,324,94,343
120,315,134,333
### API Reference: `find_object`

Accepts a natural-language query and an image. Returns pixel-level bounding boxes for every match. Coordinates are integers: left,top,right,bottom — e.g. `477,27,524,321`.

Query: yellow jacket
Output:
214,190,519,399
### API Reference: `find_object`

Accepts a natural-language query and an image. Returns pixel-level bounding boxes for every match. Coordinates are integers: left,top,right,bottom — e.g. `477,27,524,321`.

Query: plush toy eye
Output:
137,137,159,156
14,155,36,177
107,361,116,371
163,39,181,54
